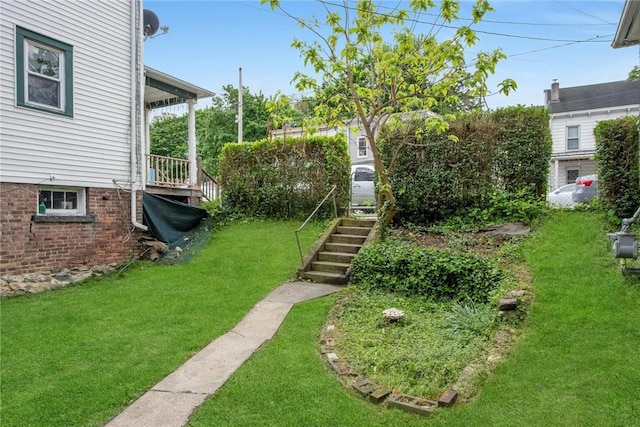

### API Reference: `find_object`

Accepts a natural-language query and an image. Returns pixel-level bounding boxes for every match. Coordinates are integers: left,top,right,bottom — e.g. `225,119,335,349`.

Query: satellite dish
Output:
143,9,160,38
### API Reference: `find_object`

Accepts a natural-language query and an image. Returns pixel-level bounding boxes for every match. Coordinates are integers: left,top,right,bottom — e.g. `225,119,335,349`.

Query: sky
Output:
142,0,640,112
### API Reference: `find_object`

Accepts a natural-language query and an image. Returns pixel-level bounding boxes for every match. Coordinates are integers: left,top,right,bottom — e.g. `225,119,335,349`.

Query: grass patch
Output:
188,296,429,427
332,288,496,398
189,210,639,426
3,211,639,426
0,219,325,427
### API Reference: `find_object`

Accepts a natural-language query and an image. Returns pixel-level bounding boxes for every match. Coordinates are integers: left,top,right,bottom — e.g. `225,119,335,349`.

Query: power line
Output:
315,0,614,44
553,0,616,25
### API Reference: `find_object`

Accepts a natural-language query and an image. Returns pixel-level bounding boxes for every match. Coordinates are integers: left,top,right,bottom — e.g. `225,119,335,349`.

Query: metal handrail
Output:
295,185,338,264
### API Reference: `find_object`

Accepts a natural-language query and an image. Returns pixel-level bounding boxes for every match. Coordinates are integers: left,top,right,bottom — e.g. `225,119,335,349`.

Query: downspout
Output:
130,0,147,231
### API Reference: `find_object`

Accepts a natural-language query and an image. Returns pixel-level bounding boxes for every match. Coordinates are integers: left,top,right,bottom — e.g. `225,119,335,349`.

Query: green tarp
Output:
142,192,208,244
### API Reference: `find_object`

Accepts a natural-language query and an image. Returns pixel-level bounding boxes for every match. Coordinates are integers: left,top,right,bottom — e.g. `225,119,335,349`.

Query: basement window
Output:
37,186,86,216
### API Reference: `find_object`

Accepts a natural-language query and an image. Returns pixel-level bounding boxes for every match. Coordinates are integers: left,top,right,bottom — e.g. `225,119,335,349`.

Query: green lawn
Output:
188,211,640,426
2,212,639,427
0,220,325,427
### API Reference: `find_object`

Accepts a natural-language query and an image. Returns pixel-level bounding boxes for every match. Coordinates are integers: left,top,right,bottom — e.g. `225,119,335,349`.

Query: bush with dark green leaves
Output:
464,186,548,226
349,242,503,303
380,106,551,225
218,135,350,219
595,116,640,219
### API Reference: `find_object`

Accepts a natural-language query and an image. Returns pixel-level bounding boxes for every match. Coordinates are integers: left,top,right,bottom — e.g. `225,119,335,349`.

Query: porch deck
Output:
146,154,219,204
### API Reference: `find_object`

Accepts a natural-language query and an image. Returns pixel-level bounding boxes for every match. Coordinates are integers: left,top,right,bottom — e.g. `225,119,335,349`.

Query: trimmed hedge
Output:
595,116,640,219
349,242,504,303
493,106,552,198
218,136,350,219
380,106,551,224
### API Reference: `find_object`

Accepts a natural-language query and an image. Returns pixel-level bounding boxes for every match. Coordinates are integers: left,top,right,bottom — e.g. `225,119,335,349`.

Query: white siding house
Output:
0,1,213,278
270,121,375,169
544,80,640,190
0,1,134,190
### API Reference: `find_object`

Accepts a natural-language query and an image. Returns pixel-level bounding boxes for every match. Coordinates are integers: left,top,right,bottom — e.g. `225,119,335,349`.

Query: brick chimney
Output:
550,80,560,103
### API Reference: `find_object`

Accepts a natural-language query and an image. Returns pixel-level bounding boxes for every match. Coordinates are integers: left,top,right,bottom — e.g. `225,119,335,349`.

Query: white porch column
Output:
144,108,151,187
187,99,197,185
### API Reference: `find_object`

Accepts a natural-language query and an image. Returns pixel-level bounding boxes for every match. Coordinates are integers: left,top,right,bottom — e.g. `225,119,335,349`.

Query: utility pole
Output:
238,67,243,143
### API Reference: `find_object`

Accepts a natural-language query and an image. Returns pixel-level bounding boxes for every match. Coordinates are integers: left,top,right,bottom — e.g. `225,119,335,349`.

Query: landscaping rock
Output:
0,263,119,297
388,394,437,415
352,378,377,396
438,390,458,407
498,298,518,310
369,388,391,404
506,289,526,298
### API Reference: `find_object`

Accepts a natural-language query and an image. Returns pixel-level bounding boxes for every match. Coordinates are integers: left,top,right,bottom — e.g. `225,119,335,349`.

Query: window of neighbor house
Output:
38,187,86,216
357,137,368,157
567,169,580,184
566,126,580,150
16,26,73,116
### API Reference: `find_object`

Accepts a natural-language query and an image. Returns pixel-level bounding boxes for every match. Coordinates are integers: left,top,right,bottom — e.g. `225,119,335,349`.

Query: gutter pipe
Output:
130,0,147,231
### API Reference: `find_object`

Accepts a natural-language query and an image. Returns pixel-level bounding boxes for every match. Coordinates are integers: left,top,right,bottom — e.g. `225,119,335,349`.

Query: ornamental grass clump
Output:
349,242,503,303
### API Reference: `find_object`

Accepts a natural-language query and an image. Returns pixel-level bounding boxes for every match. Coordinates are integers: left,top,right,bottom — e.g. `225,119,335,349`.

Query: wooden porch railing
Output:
147,154,191,187
198,158,219,201
147,154,219,200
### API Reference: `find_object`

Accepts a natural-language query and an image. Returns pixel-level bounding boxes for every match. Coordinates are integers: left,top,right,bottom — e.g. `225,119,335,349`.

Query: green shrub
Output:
218,136,350,219
464,187,548,226
380,106,552,225
381,113,498,223
595,116,640,219
350,242,503,303
493,106,552,198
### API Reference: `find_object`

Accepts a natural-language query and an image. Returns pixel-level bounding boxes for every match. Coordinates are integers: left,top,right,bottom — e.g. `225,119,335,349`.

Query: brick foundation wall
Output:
0,183,144,276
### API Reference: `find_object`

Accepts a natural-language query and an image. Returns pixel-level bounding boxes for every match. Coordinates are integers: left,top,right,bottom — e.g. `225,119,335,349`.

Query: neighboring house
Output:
0,1,213,277
270,111,438,168
544,79,640,190
270,121,375,168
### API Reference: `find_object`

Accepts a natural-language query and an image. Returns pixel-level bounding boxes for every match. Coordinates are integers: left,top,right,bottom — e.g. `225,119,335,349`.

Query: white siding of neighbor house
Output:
271,121,376,167
547,104,638,190
550,105,639,157
345,122,374,167
0,0,133,188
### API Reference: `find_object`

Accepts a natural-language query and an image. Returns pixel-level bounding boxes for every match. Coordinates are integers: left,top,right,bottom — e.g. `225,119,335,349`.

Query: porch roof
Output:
612,0,640,48
144,66,215,109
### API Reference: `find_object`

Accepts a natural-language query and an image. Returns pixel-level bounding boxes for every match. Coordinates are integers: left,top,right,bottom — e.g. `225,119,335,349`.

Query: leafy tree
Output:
628,65,640,81
262,0,516,226
266,91,306,134
150,85,270,175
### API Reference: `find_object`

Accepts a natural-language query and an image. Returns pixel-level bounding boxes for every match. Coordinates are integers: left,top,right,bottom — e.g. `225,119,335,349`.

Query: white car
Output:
351,165,376,208
547,183,576,207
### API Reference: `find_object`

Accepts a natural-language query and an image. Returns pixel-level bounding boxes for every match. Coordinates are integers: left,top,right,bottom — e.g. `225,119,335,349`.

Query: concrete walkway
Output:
105,281,343,427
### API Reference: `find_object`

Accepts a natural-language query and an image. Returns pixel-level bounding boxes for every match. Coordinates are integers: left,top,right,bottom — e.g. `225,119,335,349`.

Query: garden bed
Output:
323,223,534,407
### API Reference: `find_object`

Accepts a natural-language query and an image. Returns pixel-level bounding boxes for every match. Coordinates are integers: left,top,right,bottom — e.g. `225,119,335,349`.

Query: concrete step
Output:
329,234,367,245
311,260,351,273
341,218,376,228
318,251,356,263
302,270,348,285
336,225,372,236
324,242,362,254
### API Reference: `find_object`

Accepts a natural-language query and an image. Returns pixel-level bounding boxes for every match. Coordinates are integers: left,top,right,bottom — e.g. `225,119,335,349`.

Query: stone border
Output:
0,263,119,297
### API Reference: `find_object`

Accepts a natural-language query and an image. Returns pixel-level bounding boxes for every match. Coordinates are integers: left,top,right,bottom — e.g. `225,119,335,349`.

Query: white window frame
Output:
357,137,368,158
37,186,86,216
566,125,580,150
